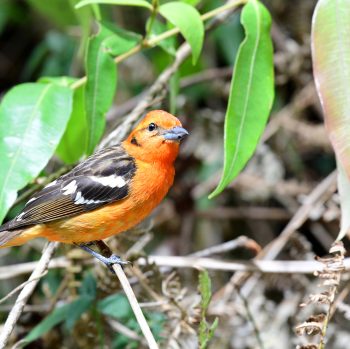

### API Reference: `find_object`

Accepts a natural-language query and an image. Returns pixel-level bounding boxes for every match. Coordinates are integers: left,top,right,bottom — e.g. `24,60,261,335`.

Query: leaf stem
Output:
70,0,247,90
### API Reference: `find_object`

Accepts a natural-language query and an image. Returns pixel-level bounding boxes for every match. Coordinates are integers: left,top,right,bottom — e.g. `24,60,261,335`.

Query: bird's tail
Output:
0,230,24,248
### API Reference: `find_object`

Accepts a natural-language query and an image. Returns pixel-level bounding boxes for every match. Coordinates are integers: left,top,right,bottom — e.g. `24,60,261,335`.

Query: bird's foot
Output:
104,254,133,273
76,243,132,273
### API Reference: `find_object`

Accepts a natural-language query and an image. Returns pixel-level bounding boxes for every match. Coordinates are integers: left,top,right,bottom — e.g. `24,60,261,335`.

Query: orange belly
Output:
4,161,174,246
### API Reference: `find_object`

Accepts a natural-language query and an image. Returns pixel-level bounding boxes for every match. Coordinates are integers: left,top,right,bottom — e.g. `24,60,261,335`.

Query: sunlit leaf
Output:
0,83,73,223
75,0,152,10
209,0,274,198
159,1,204,64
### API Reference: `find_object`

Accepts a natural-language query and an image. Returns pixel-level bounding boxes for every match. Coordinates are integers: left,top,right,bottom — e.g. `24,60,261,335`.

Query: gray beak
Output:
164,126,189,141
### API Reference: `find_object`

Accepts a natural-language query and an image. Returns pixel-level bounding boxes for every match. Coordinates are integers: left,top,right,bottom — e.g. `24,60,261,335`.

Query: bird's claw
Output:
105,254,133,274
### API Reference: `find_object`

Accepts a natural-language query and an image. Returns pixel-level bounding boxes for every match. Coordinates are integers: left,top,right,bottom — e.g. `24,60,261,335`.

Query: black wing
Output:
0,145,136,232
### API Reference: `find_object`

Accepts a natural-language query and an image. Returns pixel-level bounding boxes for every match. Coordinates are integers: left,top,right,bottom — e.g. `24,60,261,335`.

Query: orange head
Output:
123,110,188,164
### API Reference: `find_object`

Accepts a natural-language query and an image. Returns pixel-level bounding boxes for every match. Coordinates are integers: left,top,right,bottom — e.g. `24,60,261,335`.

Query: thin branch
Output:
4,254,350,280
112,264,159,349
0,242,58,349
142,255,350,274
0,271,47,305
93,240,159,349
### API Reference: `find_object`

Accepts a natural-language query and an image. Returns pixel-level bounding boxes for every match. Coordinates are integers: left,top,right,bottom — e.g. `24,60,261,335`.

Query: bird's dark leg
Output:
75,240,131,273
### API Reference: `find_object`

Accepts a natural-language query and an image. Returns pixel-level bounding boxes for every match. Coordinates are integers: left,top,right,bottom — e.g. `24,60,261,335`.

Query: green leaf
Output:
209,0,274,198
23,303,70,343
0,83,73,223
85,22,139,153
39,76,76,87
27,0,78,27
98,293,131,319
198,270,218,349
65,296,94,329
79,272,97,298
56,85,88,163
75,0,152,10
149,18,176,56
23,296,93,345
199,269,211,310
181,0,201,6
159,1,204,64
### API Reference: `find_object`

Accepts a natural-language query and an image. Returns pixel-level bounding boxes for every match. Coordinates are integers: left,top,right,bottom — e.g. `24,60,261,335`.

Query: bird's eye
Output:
148,123,157,132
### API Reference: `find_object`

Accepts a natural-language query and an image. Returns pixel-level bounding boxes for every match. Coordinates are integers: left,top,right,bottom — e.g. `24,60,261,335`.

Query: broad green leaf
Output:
209,0,274,198
76,0,152,10
0,83,73,223
159,1,204,64
85,22,140,153
56,85,88,163
98,293,131,319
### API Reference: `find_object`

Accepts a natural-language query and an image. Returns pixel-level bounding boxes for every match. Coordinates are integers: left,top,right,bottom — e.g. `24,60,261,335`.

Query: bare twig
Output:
142,255,350,274
4,254,350,279
107,318,146,344
94,240,159,349
0,271,47,305
189,236,260,258
0,242,58,349
112,264,159,349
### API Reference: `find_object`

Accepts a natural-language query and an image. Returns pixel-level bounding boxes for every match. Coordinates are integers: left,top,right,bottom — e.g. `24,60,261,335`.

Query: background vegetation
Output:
0,0,349,348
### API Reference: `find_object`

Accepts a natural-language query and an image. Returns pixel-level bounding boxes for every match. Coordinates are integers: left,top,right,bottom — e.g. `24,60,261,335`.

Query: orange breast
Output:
35,160,175,243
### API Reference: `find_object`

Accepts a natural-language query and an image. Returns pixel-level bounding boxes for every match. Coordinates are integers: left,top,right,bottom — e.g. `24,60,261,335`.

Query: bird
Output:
0,110,188,270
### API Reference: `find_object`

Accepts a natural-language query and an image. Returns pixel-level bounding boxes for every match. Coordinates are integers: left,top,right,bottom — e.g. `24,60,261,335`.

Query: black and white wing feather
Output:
0,145,136,232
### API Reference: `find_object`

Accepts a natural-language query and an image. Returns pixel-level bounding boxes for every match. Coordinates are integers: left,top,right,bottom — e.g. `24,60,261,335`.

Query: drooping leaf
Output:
159,1,204,64
0,83,73,223
209,0,274,198
75,0,152,10
85,22,140,153
312,0,350,240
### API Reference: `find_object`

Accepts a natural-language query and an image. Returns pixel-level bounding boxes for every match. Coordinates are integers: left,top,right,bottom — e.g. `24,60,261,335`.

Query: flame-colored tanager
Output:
0,110,188,268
